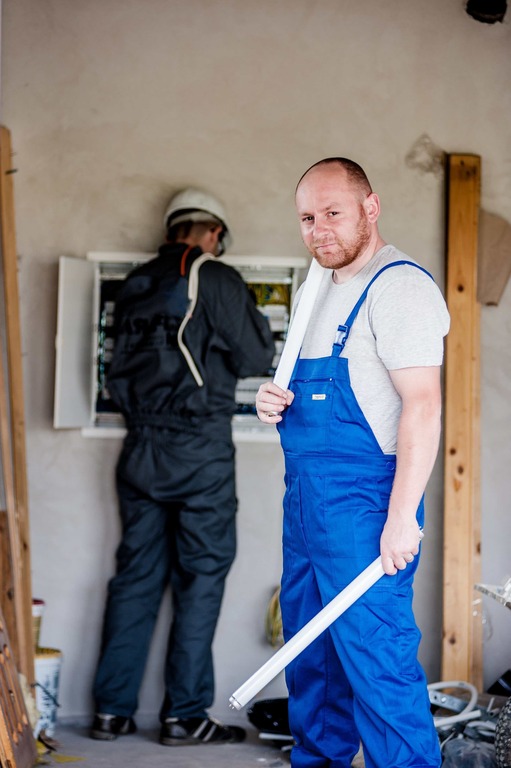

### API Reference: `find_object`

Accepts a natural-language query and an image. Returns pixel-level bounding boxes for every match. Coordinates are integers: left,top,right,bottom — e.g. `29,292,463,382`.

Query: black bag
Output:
247,697,293,745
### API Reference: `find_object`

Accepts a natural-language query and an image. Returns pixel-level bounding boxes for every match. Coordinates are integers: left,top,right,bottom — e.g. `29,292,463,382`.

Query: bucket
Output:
34,648,62,737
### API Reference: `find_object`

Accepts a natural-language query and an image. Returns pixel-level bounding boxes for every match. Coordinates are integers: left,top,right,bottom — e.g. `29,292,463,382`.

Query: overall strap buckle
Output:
333,324,350,356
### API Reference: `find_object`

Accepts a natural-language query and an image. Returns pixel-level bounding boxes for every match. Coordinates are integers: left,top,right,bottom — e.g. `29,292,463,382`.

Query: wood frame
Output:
441,154,482,687
0,609,37,768
0,125,34,684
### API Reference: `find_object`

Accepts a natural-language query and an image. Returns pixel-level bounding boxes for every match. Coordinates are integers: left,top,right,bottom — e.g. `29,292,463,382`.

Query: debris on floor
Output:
36,734,85,765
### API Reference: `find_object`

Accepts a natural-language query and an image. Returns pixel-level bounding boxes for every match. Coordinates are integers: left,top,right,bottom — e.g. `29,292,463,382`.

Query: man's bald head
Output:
296,157,372,202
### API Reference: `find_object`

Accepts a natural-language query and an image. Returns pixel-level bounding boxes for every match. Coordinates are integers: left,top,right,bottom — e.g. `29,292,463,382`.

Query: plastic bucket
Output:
34,648,62,737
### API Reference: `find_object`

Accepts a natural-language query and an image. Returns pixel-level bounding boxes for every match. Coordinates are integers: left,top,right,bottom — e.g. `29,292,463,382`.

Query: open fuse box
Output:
54,252,307,441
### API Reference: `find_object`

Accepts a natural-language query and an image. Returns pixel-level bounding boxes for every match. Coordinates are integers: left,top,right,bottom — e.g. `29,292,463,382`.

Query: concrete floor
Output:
39,722,292,768
39,721,365,767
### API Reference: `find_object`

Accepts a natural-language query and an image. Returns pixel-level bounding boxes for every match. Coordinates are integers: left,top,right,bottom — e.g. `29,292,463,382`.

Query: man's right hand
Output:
255,382,294,423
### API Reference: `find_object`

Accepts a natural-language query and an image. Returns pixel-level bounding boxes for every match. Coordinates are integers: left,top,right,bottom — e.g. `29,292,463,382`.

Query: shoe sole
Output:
90,723,136,741
160,733,245,747
159,737,239,747
159,722,245,747
160,736,200,746
90,730,119,741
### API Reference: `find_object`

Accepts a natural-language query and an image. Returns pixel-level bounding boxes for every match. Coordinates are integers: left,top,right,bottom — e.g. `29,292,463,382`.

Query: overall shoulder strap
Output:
332,260,434,356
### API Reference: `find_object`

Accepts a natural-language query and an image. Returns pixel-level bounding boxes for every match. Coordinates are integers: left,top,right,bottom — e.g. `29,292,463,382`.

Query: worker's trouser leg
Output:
160,469,237,720
282,569,360,768
93,430,237,720
280,484,360,768
92,478,170,717
280,469,441,768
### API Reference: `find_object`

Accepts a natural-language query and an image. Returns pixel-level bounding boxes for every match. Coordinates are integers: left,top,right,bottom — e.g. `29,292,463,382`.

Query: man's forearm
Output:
388,398,442,522
380,374,442,574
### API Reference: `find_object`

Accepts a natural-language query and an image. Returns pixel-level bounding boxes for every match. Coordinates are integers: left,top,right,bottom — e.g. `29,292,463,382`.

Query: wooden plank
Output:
0,126,34,685
0,608,37,768
0,509,18,663
0,329,24,671
441,154,482,687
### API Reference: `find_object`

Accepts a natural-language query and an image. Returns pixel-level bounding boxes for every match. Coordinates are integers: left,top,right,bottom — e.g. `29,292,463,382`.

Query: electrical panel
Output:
53,252,307,441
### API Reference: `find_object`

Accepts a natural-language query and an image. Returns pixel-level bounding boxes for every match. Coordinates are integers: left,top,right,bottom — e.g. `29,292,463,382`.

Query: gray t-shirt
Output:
296,245,451,454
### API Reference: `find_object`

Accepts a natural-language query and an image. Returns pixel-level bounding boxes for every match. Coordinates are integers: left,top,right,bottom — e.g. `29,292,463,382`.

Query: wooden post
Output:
0,607,37,768
0,126,34,684
0,510,18,658
441,154,482,687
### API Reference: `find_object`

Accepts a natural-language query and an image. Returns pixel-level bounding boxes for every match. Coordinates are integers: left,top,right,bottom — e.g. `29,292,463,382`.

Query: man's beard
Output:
311,213,371,271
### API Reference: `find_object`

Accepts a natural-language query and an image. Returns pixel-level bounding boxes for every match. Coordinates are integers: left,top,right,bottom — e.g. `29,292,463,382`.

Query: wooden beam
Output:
0,126,34,684
0,607,37,768
0,510,18,662
442,154,482,687
0,346,24,669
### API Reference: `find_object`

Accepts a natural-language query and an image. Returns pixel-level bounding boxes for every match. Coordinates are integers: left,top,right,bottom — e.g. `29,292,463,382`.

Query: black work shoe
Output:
159,716,246,746
90,713,137,740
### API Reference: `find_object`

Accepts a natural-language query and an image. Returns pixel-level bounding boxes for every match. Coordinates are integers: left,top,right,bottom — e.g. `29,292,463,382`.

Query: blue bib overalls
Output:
278,263,441,768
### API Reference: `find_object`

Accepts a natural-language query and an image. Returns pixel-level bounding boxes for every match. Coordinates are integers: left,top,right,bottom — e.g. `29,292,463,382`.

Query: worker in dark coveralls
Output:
91,188,275,746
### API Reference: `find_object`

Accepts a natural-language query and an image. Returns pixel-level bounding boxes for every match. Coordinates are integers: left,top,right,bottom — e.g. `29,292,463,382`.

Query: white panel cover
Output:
53,256,95,428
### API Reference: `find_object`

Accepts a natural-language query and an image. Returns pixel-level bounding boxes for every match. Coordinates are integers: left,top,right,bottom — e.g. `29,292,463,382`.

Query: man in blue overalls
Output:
256,158,450,768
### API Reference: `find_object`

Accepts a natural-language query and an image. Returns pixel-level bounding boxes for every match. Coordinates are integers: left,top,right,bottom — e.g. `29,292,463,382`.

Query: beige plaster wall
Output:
1,0,510,724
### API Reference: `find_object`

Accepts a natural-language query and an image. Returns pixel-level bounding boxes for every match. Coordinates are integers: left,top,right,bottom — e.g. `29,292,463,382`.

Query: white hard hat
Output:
163,187,231,251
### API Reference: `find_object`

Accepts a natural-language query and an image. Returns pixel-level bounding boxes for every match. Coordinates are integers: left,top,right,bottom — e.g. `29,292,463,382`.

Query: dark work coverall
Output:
93,243,275,721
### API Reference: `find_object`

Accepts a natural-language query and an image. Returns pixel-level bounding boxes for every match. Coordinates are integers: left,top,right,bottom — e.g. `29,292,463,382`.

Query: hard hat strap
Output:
179,245,193,277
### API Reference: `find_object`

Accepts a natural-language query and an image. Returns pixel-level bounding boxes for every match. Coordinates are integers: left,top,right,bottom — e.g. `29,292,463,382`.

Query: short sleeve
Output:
368,268,450,370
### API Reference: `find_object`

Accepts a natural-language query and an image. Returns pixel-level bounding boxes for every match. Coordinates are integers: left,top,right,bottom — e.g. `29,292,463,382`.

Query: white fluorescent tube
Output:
272,258,325,391
229,556,384,710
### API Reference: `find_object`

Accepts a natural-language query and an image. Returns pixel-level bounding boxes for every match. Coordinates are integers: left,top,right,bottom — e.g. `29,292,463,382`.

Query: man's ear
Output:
200,224,222,255
364,192,381,223
209,225,223,250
